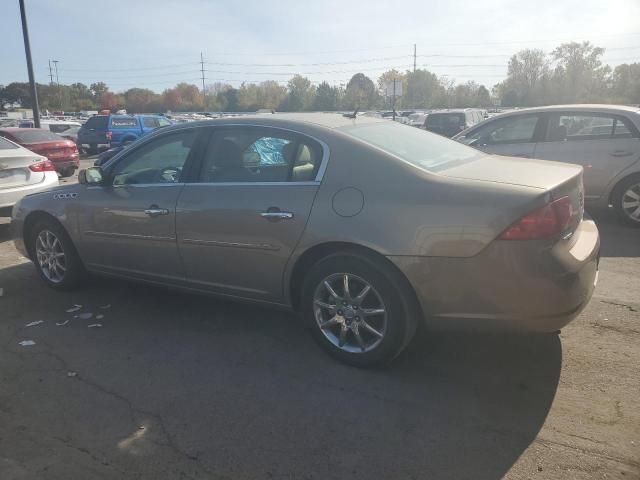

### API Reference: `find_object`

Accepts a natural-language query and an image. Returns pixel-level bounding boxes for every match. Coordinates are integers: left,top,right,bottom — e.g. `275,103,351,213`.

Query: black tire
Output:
122,139,134,146
59,167,75,178
87,144,98,155
29,218,85,290
301,251,418,367
612,175,640,227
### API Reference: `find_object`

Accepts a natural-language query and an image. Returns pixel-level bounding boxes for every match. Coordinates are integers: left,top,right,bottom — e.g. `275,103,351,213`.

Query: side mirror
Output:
78,167,104,185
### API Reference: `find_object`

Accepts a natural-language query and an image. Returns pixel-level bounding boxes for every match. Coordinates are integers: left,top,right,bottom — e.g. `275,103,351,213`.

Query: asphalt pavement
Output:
0,175,638,479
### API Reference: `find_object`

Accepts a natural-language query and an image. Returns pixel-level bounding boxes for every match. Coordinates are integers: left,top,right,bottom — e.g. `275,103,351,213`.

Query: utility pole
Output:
52,60,60,111
413,44,416,72
48,60,54,85
200,52,206,111
18,0,41,127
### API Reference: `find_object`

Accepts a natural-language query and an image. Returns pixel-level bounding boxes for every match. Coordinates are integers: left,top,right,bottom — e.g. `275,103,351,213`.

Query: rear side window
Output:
426,113,465,128
83,116,108,129
460,115,539,146
612,117,638,138
199,127,323,183
546,114,620,141
111,117,138,128
143,117,158,128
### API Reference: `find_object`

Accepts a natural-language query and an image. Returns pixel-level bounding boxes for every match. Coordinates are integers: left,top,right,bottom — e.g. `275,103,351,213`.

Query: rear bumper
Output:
0,172,59,212
50,158,80,170
388,219,600,332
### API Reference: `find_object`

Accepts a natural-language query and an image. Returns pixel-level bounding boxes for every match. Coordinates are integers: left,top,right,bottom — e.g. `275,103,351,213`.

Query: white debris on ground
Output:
67,371,77,377
56,319,70,326
65,305,82,313
24,320,44,327
18,340,36,346
96,314,104,320
87,324,102,328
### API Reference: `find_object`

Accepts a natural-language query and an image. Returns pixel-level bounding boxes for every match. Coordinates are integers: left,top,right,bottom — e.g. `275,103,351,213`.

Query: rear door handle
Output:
610,150,633,157
260,208,293,221
144,205,169,217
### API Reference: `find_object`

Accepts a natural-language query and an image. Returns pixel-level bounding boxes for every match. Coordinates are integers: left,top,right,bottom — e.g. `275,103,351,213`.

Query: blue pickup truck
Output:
77,114,172,153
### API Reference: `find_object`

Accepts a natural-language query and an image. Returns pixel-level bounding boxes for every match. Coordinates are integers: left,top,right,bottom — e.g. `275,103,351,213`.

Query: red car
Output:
0,128,79,177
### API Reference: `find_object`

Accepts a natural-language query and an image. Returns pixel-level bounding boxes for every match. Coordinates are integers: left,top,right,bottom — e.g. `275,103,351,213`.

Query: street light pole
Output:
18,0,41,127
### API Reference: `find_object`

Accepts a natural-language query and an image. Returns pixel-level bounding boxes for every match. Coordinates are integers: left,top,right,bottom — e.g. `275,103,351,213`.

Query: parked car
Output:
41,120,82,134
0,128,79,177
0,136,58,216
57,125,81,145
423,109,485,137
93,145,126,166
77,114,172,154
10,114,599,366
407,112,428,128
453,104,640,226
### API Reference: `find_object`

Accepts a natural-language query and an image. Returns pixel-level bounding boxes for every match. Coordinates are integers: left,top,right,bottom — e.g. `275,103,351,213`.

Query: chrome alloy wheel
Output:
35,230,66,283
621,182,640,223
313,273,387,353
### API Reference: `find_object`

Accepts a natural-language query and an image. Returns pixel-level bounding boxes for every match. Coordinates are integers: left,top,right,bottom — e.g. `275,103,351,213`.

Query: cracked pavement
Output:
0,206,639,479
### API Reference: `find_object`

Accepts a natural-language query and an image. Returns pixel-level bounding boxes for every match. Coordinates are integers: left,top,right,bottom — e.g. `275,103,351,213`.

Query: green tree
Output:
283,75,314,111
313,81,339,111
550,41,610,103
611,63,640,104
124,88,159,113
404,69,443,108
343,73,377,110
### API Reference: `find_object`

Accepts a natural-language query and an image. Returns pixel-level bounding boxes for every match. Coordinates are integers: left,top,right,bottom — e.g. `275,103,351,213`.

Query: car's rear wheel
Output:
613,175,640,227
30,219,85,290
301,251,417,366
87,144,98,155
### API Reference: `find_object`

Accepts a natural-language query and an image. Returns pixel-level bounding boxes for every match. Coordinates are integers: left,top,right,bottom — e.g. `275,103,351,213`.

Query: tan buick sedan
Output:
11,114,600,365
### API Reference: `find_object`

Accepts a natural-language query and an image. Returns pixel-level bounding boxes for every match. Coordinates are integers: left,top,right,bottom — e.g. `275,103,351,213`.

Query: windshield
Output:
10,129,65,143
339,122,483,171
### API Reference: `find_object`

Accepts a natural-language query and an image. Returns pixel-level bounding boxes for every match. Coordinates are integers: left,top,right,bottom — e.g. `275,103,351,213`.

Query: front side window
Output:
460,115,539,146
199,127,322,183
111,129,198,185
157,117,172,127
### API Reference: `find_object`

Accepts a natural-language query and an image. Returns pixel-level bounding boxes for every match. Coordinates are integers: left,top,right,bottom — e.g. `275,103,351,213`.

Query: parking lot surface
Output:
0,175,638,479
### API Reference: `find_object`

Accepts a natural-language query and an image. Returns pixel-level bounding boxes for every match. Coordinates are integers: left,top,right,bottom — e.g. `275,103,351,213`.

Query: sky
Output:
2,0,640,93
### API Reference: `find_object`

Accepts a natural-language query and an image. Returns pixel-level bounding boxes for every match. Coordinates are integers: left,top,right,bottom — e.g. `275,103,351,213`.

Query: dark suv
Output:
423,109,484,137
77,114,172,153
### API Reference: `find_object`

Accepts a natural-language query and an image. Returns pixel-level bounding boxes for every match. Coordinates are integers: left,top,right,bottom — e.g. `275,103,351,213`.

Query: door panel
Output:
535,113,640,200
176,184,318,300
77,184,184,281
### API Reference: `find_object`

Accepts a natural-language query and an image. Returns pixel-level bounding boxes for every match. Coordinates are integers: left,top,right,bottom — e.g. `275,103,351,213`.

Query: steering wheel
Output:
158,166,182,183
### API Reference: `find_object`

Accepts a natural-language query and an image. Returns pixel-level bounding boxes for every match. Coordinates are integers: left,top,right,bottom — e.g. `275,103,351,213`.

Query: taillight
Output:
106,131,112,141
29,159,56,172
499,196,573,240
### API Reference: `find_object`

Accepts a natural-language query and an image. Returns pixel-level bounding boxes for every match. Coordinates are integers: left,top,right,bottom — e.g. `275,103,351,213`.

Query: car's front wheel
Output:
301,251,417,366
30,219,85,290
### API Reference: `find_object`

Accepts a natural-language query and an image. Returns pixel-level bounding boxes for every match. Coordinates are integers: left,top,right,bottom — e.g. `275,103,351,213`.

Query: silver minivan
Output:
454,105,640,225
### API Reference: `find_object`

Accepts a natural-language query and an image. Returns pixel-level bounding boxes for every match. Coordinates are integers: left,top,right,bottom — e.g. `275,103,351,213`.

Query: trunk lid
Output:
440,154,585,236
0,149,47,190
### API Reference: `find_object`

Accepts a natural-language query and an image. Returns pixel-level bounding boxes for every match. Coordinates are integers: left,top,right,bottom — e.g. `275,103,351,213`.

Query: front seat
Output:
211,139,248,182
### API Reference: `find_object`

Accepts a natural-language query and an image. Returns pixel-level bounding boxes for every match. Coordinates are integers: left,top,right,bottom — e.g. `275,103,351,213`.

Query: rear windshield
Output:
425,113,465,127
111,117,138,127
339,122,482,171
83,116,109,129
9,129,64,143
0,136,19,149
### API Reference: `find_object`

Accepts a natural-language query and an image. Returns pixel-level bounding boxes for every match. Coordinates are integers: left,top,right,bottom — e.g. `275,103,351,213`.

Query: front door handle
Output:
261,208,293,221
610,150,633,157
144,205,169,217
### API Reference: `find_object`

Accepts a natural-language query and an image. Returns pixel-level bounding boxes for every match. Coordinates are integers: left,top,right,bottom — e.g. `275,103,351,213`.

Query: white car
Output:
0,136,59,216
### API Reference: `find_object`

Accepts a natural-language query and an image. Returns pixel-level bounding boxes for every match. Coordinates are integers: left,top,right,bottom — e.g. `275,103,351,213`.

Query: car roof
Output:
0,127,50,132
155,113,387,132
495,104,640,115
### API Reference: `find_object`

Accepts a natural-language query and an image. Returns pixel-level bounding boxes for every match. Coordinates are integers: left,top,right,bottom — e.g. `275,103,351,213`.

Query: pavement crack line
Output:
599,300,639,313
535,437,640,469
